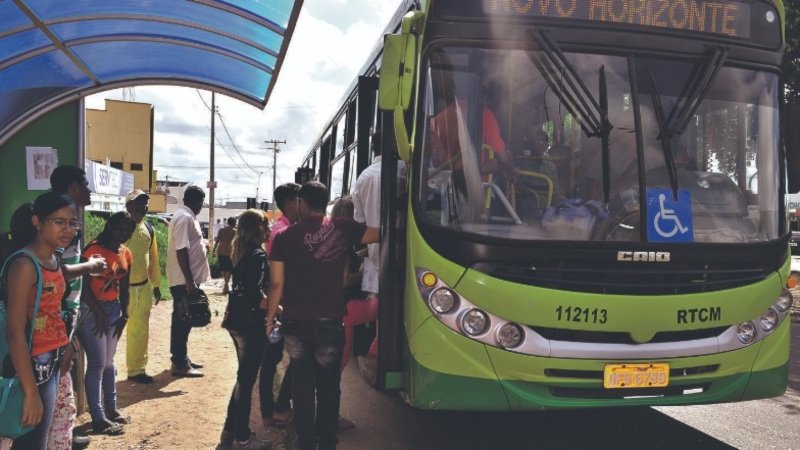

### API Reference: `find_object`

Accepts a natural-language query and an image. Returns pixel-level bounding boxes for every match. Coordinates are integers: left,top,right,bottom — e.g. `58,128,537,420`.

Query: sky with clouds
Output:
84,0,398,205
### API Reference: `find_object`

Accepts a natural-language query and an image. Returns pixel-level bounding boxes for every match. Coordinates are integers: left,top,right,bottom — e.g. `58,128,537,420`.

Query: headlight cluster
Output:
417,269,525,350
736,288,792,345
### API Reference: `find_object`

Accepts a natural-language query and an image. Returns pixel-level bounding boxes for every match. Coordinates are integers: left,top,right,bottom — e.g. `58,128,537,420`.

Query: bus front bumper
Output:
404,316,789,410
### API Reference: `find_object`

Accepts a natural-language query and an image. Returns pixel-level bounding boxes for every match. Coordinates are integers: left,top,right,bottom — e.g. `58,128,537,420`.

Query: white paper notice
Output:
26,146,58,190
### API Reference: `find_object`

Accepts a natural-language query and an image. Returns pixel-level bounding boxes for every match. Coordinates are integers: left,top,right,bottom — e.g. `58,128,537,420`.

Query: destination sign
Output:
480,0,752,38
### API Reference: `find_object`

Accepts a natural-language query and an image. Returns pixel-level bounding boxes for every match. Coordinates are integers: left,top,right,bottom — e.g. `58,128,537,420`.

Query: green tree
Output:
786,1,800,103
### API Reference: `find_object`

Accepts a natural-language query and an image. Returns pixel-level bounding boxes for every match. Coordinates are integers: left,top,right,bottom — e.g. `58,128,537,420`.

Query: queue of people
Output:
1,164,384,450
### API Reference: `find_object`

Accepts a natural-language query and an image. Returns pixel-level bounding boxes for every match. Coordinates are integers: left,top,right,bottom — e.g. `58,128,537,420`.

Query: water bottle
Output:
268,321,282,344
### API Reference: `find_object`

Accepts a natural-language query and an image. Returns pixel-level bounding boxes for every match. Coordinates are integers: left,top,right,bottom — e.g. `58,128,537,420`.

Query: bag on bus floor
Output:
0,250,44,439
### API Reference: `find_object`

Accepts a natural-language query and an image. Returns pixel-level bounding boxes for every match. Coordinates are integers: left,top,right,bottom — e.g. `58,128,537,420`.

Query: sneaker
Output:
92,418,125,435
128,373,155,384
171,363,204,378
232,435,271,450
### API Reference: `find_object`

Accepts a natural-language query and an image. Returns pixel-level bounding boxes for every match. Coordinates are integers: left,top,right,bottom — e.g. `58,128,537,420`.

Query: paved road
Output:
338,322,800,450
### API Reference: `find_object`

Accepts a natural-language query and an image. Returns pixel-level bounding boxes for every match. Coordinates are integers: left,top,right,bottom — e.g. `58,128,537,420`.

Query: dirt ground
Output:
79,279,294,450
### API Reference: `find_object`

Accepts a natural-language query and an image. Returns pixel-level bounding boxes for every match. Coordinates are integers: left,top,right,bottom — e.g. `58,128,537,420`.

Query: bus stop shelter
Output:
0,0,303,225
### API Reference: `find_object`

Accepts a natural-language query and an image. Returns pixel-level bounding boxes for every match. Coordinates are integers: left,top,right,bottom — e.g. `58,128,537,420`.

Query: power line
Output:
216,109,260,176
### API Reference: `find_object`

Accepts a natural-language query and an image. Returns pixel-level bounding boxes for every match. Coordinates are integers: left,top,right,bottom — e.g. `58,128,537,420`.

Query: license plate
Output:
603,363,670,389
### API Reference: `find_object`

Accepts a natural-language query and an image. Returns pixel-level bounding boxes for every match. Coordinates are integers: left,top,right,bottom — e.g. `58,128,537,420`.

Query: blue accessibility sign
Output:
646,188,694,242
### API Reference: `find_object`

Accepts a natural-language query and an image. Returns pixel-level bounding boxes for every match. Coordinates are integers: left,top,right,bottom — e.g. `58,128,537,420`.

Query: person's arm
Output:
212,232,220,255
5,257,43,427
62,254,107,279
148,235,162,303
114,269,131,339
81,273,107,336
176,247,197,294
361,226,380,245
266,260,284,334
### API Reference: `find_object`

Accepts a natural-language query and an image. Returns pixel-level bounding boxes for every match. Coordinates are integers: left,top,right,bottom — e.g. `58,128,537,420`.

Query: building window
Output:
130,163,144,171
110,161,123,169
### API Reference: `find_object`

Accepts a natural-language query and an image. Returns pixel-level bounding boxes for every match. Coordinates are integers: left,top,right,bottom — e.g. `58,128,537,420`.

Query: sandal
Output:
92,419,125,435
107,409,132,424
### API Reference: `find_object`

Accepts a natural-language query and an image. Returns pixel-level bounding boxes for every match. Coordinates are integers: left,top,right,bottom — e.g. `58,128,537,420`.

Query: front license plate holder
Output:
603,363,670,389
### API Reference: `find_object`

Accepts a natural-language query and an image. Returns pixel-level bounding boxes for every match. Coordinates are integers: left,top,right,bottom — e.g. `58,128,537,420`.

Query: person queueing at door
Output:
267,181,379,450
3,193,76,450
77,211,136,436
261,183,300,428
124,190,162,384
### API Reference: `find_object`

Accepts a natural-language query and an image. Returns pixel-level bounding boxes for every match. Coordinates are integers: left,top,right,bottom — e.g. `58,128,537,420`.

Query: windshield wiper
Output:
648,73,680,200
529,30,613,202
646,47,728,200
669,47,728,134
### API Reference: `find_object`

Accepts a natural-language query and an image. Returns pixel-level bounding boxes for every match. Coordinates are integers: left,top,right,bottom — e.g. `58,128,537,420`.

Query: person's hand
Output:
21,390,43,427
153,287,162,305
259,296,268,310
113,315,128,339
59,345,74,375
186,283,199,296
92,309,108,337
87,254,107,275
265,317,275,335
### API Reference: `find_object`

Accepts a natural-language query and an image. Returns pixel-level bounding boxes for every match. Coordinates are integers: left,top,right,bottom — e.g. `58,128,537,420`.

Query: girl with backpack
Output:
1,192,79,449
76,211,136,435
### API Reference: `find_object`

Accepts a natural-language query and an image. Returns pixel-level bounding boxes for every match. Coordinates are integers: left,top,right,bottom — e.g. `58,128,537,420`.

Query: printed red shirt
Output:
29,263,68,356
83,243,132,302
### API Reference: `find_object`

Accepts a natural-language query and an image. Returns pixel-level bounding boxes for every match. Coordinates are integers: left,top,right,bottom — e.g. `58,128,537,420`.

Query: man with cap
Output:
124,189,162,384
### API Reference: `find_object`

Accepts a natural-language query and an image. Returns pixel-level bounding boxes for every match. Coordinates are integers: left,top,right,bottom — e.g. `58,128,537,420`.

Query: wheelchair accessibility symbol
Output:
647,189,693,242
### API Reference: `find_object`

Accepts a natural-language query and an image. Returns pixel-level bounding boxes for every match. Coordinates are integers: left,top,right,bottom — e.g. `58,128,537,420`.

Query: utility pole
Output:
263,139,286,211
209,91,216,248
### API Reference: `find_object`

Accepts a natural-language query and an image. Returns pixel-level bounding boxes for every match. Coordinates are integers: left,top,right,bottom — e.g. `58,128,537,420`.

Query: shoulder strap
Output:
144,220,155,240
1,249,44,348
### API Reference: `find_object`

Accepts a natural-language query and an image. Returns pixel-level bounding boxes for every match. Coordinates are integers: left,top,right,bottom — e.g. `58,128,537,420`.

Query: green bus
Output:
298,0,795,409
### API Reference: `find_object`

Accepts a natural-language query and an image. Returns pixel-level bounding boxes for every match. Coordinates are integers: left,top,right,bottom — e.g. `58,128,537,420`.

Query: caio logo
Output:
617,251,670,263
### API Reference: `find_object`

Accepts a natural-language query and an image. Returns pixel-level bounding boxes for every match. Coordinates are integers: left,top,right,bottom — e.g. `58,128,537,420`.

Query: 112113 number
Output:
555,306,608,324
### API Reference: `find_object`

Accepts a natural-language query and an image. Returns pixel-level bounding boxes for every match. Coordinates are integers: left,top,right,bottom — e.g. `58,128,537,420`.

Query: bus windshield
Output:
417,45,780,243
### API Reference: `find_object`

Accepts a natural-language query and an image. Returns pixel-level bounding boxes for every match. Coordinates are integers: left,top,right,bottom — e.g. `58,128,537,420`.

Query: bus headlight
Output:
760,308,779,332
775,290,793,312
460,309,489,336
496,323,524,348
429,288,457,314
736,321,757,344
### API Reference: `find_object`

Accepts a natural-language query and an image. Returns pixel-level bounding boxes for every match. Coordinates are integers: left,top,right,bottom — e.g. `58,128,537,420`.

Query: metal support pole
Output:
209,91,216,248
263,139,286,211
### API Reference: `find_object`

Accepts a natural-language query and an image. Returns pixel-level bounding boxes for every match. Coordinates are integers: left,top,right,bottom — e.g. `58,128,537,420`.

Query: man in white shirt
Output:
351,133,383,358
166,185,210,377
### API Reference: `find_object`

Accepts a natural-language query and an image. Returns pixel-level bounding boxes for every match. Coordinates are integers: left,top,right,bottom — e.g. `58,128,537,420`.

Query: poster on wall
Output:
26,146,58,190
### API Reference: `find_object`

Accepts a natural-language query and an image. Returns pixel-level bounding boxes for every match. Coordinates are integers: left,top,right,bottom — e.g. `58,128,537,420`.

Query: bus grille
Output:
549,383,711,399
530,326,729,344
544,365,720,380
481,260,768,294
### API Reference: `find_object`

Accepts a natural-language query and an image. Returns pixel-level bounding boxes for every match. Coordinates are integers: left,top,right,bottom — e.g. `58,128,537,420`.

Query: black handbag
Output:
221,289,263,332
176,288,211,328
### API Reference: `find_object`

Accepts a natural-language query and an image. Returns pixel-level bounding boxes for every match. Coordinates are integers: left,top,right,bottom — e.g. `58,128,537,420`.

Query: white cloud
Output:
85,0,398,205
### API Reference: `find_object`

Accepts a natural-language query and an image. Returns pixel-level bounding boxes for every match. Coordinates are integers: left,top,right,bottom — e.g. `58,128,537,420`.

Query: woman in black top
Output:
218,209,271,450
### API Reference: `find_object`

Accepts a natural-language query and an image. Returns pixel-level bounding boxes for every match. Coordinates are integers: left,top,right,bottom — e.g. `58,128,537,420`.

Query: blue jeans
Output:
282,319,344,450
11,351,60,450
223,326,267,441
77,301,122,423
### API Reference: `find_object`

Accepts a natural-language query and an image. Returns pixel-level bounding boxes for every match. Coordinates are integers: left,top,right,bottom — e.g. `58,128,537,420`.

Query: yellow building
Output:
85,99,167,212
85,99,154,192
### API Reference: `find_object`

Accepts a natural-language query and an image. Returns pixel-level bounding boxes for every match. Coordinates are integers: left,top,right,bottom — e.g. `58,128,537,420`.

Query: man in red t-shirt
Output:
267,181,378,450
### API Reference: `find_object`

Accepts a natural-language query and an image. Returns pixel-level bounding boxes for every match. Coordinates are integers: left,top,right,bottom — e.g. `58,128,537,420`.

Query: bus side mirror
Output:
378,33,416,112
786,103,800,193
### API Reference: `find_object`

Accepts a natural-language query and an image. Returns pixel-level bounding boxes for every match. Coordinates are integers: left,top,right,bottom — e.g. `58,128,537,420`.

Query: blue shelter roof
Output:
0,0,303,142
